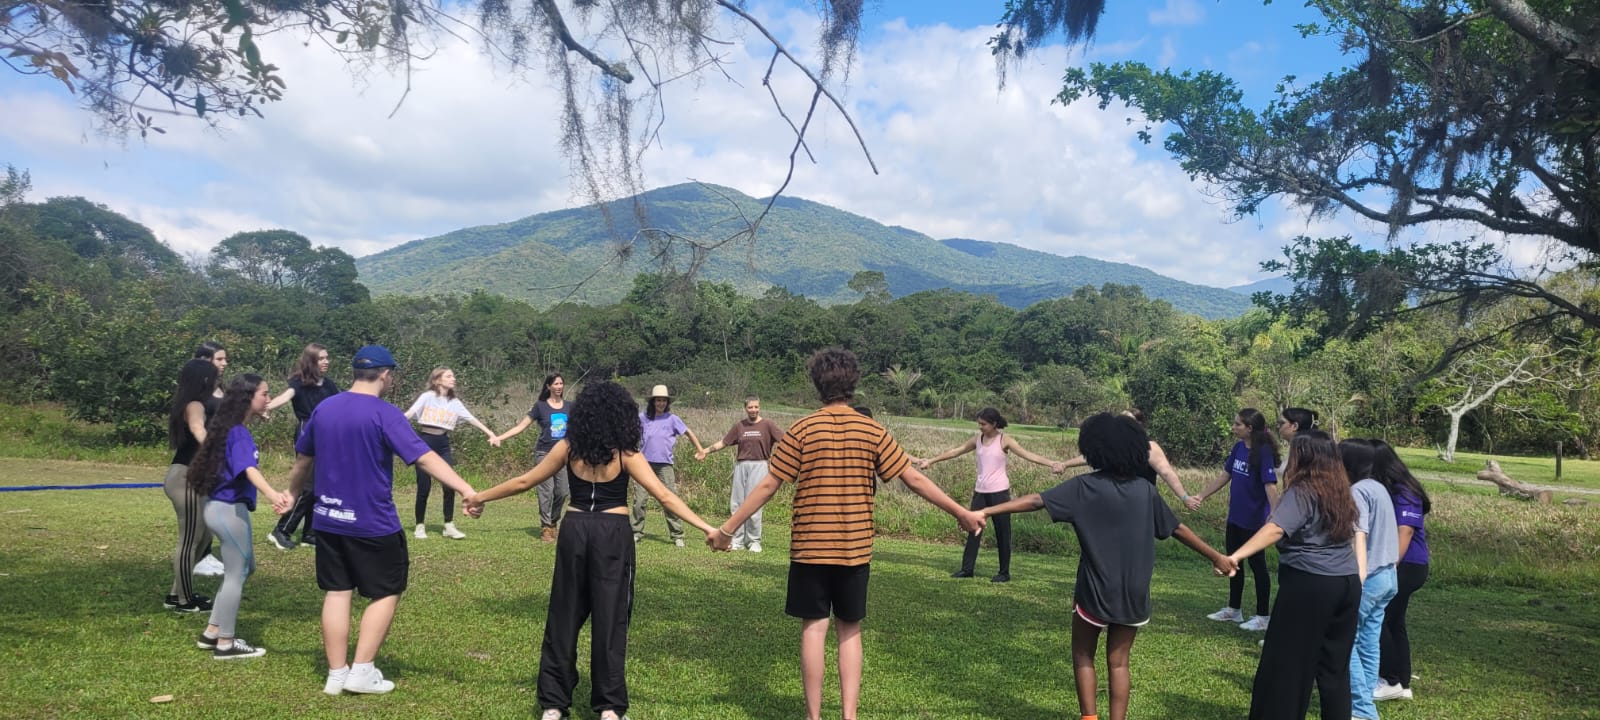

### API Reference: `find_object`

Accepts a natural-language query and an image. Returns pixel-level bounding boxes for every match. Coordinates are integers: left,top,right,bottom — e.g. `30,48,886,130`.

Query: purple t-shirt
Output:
296,393,430,537
211,425,260,511
639,412,689,464
1394,488,1430,565
1224,441,1278,529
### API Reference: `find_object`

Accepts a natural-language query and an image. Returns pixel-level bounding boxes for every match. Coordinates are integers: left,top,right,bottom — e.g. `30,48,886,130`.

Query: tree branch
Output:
1484,0,1600,69
533,0,634,83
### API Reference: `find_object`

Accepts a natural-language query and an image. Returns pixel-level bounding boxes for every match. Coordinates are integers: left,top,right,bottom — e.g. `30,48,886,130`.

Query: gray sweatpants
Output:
631,462,683,541
536,450,570,528
203,500,255,638
163,464,212,602
730,460,767,547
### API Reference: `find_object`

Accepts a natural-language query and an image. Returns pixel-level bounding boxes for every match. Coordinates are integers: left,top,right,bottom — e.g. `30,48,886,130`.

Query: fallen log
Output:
1476,460,1553,503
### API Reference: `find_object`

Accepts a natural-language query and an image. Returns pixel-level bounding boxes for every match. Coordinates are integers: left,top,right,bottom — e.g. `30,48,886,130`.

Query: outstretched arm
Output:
244,467,290,514
469,442,568,509
624,452,716,535
1195,471,1230,503
496,416,534,444
1226,522,1285,563
265,388,296,413
1149,442,1199,510
714,473,783,550
682,429,708,455
916,436,978,470
1001,435,1064,472
414,451,477,499
981,492,1045,517
897,465,985,533
1172,523,1234,576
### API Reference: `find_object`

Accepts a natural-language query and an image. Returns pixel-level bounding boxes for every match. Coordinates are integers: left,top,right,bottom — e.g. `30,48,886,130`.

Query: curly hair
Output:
168,359,219,449
1281,430,1357,543
186,374,263,497
808,347,859,403
1078,412,1151,478
566,381,643,467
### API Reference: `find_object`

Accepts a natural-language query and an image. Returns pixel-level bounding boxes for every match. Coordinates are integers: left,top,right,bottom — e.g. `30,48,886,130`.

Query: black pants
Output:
1226,523,1272,616
1379,561,1429,688
415,431,455,524
1249,565,1359,720
538,511,635,715
276,420,317,542
959,490,1012,575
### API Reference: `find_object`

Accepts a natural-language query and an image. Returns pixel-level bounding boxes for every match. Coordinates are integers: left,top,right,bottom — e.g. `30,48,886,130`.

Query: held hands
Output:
706,526,733,551
1050,461,1067,475
957,508,986,534
915,458,933,471
1183,495,1203,511
1214,554,1240,577
695,448,708,461
463,495,485,518
270,491,293,515
488,435,503,448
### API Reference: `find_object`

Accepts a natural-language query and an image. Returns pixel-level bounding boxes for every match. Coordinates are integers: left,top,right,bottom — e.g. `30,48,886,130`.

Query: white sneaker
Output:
674,538,685,548
342,665,395,694
323,668,349,696
540,710,566,720
748,542,762,553
192,554,225,577
731,542,746,551
1238,615,1270,632
414,524,427,539
442,523,466,539
1206,606,1243,622
1373,681,1413,701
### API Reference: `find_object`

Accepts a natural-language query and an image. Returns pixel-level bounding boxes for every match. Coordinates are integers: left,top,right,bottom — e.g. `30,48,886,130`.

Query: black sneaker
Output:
269,528,297,550
173,594,213,613
163,594,180,610
196,632,219,650
990,573,1011,583
213,637,266,659
299,534,318,547
949,570,974,578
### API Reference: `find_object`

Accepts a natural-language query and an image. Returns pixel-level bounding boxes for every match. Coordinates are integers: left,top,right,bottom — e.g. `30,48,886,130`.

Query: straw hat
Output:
649,384,671,399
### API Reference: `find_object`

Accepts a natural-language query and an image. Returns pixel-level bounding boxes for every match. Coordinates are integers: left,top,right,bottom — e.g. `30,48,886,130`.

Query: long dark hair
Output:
975,407,1009,430
1338,438,1376,485
168,359,219,449
1282,430,1357,543
538,373,563,403
193,341,225,360
1369,439,1431,514
186,375,263,497
290,343,327,385
1281,407,1318,433
567,381,643,467
1238,408,1280,477
645,394,671,420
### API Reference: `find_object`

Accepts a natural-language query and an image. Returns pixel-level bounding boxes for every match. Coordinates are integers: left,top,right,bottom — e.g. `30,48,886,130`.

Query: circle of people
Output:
163,342,1430,720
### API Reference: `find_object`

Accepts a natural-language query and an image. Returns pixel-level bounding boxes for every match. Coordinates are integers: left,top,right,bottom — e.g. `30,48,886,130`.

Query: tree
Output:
1126,323,1234,465
1420,343,1583,462
1038,1,1600,334
881,364,923,416
208,230,369,306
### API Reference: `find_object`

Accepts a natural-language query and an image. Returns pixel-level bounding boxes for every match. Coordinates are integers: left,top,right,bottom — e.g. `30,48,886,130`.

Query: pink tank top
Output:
974,433,1010,493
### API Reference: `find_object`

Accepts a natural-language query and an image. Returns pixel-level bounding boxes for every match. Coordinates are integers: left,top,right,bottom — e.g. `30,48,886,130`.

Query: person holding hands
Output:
917,407,1064,582
633,385,706,546
494,373,572,542
1059,409,1202,511
465,381,720,720
403,367,500,540
697,396,783,552
709,348,984,720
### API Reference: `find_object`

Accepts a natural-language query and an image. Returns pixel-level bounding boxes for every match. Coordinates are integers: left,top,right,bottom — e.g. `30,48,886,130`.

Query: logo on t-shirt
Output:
551,413,568,439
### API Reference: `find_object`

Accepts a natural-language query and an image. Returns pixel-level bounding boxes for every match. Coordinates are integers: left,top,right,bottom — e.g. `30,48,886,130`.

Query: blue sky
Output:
0,0,1373,287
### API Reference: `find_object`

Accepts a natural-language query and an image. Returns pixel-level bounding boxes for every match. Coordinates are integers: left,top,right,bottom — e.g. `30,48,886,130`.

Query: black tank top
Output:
567,460,629,512
171,396,220,466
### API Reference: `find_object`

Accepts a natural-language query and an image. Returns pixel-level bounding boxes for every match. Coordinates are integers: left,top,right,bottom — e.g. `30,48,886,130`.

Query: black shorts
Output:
316,531,409,599
785,562,870,622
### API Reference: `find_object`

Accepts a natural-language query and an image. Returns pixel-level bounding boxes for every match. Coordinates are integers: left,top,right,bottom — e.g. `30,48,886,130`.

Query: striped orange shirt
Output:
768,405,910,566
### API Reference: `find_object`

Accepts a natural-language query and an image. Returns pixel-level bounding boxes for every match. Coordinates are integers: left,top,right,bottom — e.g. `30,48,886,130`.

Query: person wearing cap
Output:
632,384,706,546
284,345,480,696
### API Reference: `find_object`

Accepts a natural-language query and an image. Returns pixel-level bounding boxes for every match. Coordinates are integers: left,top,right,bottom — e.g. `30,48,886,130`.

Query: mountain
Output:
1229,276,1294,297
356,184,1255,318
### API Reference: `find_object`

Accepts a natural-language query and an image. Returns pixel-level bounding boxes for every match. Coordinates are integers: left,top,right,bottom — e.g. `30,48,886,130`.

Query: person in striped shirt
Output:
711,347,985,720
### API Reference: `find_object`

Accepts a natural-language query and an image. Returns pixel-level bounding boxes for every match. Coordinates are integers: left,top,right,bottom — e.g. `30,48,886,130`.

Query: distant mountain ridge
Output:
356,184,1255,318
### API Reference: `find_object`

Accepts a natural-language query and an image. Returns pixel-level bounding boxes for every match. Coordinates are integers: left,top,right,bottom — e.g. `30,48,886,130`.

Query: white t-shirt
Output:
404,391,478,431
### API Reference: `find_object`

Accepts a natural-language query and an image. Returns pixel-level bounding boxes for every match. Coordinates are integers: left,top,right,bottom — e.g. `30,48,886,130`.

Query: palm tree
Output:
882,364,924,415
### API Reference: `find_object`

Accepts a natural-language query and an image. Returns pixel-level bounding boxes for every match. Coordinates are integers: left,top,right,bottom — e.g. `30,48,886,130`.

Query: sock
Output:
353,661,375,676
216,637,233,650
328,666,350,680
202,629,219,640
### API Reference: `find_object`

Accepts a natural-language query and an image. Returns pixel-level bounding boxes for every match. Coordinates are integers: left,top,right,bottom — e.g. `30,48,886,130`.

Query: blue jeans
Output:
1350,565,1398,719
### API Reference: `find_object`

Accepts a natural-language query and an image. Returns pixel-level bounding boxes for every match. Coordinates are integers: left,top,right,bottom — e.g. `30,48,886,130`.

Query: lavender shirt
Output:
639,412,689,464
296,393,430,537
211,425,260,511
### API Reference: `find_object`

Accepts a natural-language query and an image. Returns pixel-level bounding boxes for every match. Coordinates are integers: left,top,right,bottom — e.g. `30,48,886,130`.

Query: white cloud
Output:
0,1,1329,289
1149,0,1206,27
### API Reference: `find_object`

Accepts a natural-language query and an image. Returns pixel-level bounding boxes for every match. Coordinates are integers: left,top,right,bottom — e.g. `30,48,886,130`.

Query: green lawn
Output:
2,455,1597,719
1395,445,1600,491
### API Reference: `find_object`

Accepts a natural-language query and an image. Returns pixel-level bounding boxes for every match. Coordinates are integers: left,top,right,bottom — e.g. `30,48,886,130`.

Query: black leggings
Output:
1379,561,1429,688
276,419,317,541
1226,523,1272,616
415,431,455,524
959,490,1012,575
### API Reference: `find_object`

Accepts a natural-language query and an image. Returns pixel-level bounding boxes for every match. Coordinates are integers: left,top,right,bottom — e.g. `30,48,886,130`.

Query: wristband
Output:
717,526,735,538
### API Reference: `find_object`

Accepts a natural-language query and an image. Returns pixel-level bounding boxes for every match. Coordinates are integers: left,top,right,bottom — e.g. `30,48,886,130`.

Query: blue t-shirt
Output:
530,399,570,454
211,425,260,511
296,392,430,537
1225,440,1278,529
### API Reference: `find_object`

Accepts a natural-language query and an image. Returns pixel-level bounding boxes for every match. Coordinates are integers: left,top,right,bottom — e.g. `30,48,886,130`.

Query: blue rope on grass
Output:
0,483,163,492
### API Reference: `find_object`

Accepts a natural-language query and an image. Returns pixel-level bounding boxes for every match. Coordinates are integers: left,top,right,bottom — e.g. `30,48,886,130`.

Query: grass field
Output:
3,408,1600,718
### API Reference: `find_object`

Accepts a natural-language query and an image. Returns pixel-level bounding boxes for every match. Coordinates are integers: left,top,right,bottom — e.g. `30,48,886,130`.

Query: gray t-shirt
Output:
1269,484,1359,576
1041,472,1181,626
1352,479,1399,570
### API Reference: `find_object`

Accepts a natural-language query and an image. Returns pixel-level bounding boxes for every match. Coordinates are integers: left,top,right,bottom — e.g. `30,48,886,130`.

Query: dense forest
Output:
3,168,1594,466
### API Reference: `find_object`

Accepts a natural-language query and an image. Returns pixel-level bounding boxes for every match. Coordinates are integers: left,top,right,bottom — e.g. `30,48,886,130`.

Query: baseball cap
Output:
352,345,398,370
